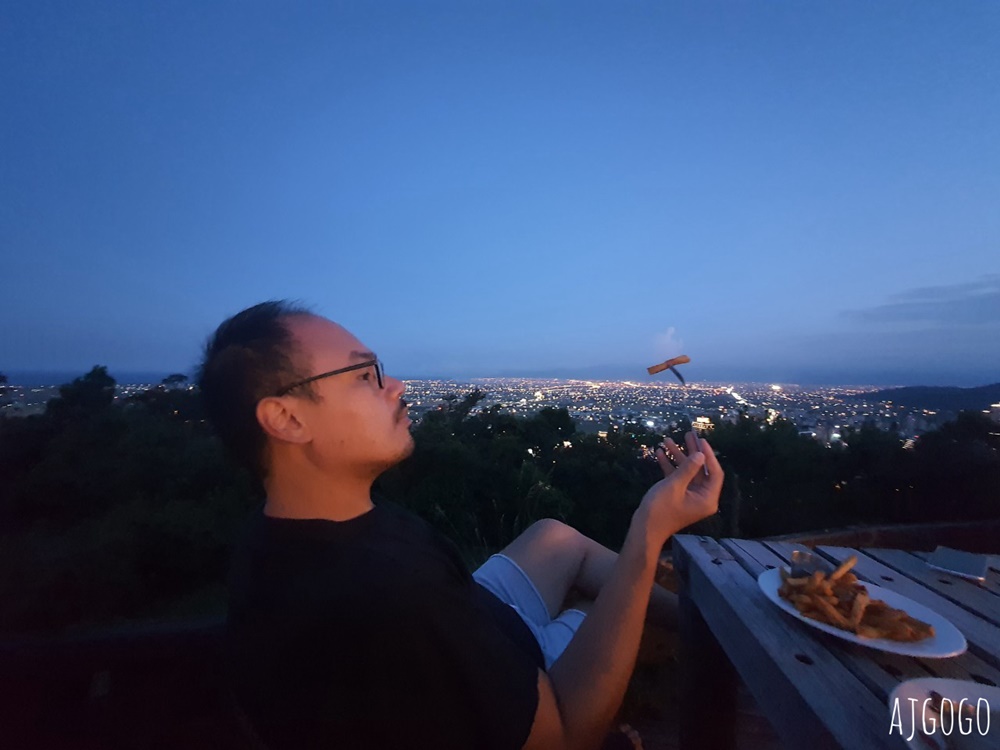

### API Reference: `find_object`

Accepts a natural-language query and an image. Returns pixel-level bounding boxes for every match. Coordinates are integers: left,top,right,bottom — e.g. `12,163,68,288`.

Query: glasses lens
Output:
376,360,384,389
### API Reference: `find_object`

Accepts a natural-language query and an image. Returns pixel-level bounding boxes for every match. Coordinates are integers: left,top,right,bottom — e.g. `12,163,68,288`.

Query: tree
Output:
45,366,117,421
908,411,1000,522
835,422,913,524
162,373,188,389
129,383,204,421
707,414,842,537
0,367,259,634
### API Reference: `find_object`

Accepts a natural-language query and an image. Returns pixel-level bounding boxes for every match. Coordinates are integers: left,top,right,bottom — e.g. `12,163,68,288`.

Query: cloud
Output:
842,274,1000,327
758,276,1000,384
716,275,1000,385
652,327,685,359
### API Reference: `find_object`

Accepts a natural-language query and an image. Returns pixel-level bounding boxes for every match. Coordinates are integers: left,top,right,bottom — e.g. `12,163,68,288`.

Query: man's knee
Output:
522,518,579,548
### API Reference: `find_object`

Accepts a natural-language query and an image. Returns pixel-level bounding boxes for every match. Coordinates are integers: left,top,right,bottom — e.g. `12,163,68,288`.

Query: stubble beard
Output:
370,433,414,485
383,426,415,468
397,430,416,462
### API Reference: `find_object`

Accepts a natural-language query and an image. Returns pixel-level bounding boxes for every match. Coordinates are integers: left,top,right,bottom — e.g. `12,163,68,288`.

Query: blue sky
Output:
2,1,998,386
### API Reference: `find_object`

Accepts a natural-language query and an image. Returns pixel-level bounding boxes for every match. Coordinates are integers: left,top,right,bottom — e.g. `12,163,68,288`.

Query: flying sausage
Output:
647,355,690,384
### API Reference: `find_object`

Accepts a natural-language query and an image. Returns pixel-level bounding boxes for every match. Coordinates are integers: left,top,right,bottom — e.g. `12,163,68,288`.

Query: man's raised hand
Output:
634,433,724,543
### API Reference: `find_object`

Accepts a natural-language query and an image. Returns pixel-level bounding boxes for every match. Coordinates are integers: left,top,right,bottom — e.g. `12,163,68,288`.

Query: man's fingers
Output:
684,431,699,454
698,438,724,485
673,450,706,484
659,435,722,487
655,447,674,477
663,438,684,464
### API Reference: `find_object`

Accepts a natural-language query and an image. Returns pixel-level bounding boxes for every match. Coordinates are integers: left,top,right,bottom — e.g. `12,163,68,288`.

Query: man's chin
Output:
384,434,415,467
399,433,416,460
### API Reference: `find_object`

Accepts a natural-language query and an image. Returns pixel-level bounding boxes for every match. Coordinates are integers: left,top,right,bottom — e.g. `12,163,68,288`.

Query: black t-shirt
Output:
226,500,543,750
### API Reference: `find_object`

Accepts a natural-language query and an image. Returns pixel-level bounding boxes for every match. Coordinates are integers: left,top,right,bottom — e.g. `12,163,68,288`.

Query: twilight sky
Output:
2,1,998,386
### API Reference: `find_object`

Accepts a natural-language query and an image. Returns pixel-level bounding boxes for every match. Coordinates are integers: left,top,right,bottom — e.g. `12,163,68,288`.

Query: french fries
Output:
777,555,935,642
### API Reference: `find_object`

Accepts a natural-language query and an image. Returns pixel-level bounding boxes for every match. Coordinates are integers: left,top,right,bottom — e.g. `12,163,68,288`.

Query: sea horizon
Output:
3,368,997,392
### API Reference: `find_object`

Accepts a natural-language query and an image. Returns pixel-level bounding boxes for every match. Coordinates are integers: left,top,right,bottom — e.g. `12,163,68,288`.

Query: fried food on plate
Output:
778,555,935,642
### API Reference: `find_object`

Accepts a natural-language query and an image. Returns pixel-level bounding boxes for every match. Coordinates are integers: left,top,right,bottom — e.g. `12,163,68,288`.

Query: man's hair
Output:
197,300,317,481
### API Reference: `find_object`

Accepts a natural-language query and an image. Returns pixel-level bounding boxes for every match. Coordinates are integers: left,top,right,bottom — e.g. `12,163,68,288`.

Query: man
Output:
199,300,723,750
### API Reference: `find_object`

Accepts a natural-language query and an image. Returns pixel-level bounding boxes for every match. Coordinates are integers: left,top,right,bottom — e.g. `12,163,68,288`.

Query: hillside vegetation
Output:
1,368,997,636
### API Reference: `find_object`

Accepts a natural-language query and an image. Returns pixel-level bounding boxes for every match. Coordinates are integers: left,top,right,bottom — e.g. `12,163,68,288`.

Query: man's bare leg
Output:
497,519,678,628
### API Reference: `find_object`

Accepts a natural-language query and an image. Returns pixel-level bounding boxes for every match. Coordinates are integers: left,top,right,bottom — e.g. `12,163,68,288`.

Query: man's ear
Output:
256,397,312,444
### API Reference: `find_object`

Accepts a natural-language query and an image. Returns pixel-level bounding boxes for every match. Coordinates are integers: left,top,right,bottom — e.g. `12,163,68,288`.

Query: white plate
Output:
757,567,967,658
888,678,1000,748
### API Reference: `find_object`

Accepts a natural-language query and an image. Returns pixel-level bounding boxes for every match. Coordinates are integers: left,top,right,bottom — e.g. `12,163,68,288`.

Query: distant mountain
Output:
847,383,1000,411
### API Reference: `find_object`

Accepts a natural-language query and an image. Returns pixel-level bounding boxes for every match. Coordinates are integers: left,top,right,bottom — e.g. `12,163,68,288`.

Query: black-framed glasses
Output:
275,359,384,396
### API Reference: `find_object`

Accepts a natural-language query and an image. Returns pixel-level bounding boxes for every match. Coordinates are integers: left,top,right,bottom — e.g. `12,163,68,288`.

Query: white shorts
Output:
473,553,587,670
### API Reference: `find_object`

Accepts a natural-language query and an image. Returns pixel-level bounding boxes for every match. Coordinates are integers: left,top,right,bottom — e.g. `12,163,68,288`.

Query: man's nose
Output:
386,375,405,397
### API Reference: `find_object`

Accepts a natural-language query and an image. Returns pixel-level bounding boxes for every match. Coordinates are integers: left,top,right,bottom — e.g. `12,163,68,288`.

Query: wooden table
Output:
672,535,1000,749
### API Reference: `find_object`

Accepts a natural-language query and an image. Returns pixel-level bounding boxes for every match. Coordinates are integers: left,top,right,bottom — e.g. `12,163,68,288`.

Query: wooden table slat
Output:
762,542,1000,691
863,548,1000,627
816,545,1000,675
723,540,934,702
673,536,1000,750
673,536,897,750
910,550,1000,592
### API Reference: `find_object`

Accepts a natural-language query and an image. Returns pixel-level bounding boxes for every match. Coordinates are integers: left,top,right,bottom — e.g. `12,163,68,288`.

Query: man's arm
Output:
522,435,723,750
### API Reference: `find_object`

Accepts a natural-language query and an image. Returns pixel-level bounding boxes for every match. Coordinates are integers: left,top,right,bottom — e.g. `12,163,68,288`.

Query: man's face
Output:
281,315,414,476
